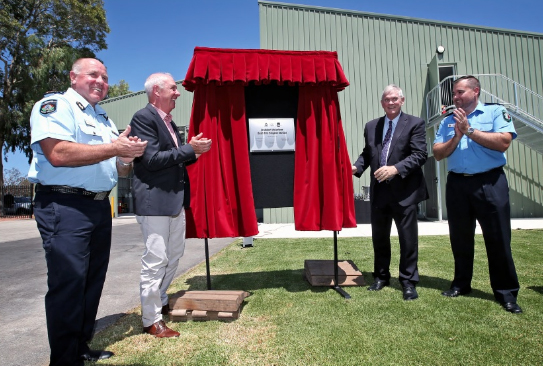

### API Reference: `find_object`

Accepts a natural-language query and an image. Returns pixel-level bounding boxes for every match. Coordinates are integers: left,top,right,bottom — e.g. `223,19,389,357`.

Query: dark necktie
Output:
380,120,392,167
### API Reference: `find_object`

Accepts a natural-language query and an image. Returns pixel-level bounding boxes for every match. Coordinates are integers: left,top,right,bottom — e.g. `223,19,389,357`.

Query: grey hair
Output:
144,73,174,97
381,84,404,100
71,58,104,74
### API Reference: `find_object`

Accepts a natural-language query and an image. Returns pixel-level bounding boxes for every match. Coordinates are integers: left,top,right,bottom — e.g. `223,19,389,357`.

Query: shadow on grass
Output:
185,268,327,293
361,273,496,302
527,285,543,295
417,274,496,301
88,312,145,366
181,269,497,302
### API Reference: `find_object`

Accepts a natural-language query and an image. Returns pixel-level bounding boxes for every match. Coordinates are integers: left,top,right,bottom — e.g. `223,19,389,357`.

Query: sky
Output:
4,0,543,174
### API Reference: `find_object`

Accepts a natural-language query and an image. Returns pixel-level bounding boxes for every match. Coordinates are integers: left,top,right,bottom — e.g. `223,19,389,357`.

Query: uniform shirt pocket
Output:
475,120,494,132
78,121,104,144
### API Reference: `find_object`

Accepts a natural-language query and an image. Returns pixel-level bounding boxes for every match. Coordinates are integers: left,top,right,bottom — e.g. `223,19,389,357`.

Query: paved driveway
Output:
0,217,236,366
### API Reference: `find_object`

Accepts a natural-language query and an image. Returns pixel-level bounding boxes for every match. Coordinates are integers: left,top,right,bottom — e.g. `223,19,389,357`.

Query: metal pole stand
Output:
332,231,351,299
205,238,212,290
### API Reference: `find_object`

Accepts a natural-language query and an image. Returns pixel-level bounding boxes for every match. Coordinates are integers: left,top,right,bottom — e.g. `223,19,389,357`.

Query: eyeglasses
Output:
383,97,401,103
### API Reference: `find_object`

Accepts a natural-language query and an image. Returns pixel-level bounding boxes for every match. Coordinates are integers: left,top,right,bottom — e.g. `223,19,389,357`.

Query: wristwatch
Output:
117,157,133,167
466,127,475,136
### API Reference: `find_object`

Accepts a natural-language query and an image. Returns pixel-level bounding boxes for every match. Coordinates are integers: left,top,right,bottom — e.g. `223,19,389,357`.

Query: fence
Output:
1,184,34,219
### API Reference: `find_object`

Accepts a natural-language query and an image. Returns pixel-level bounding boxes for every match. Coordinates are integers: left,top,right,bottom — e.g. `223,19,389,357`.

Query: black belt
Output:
448,167,503,177
35,184,111,200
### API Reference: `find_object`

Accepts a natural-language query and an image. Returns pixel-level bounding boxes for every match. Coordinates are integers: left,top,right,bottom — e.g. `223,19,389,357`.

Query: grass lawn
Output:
89,229,543,365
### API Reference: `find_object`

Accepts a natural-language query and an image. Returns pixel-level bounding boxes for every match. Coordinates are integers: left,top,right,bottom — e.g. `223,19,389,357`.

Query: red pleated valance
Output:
182,47,350,91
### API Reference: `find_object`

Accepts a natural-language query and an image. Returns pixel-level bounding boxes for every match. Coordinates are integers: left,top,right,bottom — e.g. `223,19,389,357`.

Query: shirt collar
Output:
66,87,90,109
65,87,107,117
470,102,485,116
151,104,172,123
386,111,401,126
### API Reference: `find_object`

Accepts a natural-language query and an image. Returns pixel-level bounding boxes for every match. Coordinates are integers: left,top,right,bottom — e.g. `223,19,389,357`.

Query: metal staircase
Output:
426,74,543,155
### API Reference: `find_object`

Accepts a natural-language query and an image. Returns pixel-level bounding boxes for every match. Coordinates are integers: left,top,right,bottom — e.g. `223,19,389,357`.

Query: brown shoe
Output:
161,304,170,315
143,320,180,338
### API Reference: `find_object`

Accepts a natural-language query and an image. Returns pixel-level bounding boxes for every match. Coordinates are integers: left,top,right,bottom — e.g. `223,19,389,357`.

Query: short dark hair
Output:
453,75,481,96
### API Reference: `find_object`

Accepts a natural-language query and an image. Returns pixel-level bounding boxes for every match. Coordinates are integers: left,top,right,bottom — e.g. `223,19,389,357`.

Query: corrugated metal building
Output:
101,1,543,221
258,1,543,222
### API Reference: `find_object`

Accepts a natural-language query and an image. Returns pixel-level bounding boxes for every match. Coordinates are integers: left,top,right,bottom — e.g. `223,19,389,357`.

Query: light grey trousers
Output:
137,209,186,327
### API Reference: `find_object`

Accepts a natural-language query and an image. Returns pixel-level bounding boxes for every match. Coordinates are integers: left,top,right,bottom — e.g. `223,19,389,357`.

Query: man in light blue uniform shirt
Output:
29,86,119,190
433,75,522,314
28,58,147,365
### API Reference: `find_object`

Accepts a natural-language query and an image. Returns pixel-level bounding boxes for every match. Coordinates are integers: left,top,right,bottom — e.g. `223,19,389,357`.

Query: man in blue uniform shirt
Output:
28,58,148,365
433,75,522,314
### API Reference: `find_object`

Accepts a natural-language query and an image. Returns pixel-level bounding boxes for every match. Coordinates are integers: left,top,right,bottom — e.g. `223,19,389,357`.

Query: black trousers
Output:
446,168,519,303
371,182,419,288
34,191,112,366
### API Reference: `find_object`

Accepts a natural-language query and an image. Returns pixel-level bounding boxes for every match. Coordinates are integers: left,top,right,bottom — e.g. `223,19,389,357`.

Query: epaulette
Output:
484,102,504,106
43,90,64,97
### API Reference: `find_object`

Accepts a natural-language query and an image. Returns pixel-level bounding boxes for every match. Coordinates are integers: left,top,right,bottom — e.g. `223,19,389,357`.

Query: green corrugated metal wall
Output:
259,1,543,221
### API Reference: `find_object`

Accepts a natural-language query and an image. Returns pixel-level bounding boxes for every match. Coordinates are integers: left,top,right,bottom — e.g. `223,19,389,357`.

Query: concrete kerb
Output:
252,218,543,239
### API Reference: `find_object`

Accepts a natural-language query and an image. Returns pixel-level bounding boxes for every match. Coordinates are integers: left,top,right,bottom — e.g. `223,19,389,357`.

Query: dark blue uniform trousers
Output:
446,168,519,304
34,191,112,366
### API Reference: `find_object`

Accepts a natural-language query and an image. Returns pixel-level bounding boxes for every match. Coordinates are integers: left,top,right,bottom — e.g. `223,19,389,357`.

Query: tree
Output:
107,79,132,98
0,0,110,187
3,167,28,186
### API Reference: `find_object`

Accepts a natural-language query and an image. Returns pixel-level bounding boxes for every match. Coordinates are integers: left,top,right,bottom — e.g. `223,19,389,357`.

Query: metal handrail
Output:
426,74,543,129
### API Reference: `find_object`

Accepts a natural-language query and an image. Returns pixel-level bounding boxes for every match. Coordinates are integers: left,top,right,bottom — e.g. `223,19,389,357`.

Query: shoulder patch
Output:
502,110,512,122
40,100,57,115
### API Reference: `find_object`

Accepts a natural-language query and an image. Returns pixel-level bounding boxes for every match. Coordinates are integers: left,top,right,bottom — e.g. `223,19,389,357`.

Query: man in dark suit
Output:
352,84,428,300
130,73,211,337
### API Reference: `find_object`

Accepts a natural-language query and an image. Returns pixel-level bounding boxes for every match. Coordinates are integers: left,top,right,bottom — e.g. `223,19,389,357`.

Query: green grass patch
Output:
90,230,543,365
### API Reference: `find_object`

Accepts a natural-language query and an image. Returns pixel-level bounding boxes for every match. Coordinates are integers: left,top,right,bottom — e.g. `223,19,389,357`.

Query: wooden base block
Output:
170,308,240,322
304,260,365,287
168,290,249,322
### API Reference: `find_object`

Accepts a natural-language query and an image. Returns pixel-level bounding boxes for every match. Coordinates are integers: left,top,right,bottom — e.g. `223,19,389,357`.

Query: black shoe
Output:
403,286,418,301
81,350,114,362
441,288,471,297
502,302,523,314
367,279,389,291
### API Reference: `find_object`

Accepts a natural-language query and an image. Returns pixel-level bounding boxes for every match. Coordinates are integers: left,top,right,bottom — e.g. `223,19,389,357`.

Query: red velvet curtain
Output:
185,83,258,239
294,86,356,230
183,47,356,238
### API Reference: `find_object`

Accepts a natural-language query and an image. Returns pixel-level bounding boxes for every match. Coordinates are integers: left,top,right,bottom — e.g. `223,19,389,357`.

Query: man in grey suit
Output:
130,73,211,337
352,84,428,300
